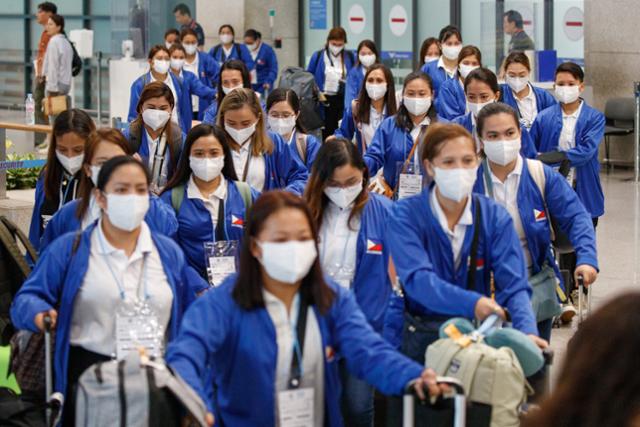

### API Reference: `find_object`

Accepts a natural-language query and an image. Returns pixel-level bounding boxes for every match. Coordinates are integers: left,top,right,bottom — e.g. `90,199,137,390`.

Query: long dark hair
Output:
464,67,500,94
162,124,238,192
523,292,640,427
419,37,440,66
304,138,369,231
355,63,397,125
355,39,379,65
395,71,435,131
216,60,251,106
266,88,305,133
44,108,95,201
232,191,335,314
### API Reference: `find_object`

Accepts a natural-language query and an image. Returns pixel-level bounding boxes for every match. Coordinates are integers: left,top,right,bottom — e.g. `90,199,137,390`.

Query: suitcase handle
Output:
403,377,466,427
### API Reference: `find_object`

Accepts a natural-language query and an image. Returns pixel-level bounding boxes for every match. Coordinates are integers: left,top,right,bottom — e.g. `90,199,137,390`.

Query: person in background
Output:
40,128,179,252
201,60,254,125
166,190,445,426
266,88,321,170
436,45,482,121
243,29,278,98
164,28,180,49
500,52,557,130
34,2,58,135
160,124,258,279
173,3,205,49
418,37,441,68
420,25,463,96
209,24,255,71
305,138,394,426
344,39,380,109
307,27,355,140
335,63,398,156
42,13,73,121
123,82,185,194
217,88,308,194
180,28,220,120
473,103,598,341
503,10,535,53
12,156,206,426
29,109,95,253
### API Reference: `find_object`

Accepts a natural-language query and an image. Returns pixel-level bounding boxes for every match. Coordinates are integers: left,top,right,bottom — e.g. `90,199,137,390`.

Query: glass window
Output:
460,0,497,70
554,0,584,64
303,0,335,66
380,0,413,82
340,0,375,50
417,0,451,48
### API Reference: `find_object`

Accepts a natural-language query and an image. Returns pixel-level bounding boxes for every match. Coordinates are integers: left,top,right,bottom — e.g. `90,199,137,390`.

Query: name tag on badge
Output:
397,173,422,200
208,256,236,286
115,312,161,360
278,387,314,427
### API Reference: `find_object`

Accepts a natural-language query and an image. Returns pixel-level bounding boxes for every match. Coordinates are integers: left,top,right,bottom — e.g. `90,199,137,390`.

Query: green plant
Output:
6,153,43,190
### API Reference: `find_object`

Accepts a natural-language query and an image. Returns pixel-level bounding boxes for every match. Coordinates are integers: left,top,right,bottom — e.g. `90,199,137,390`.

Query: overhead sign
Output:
348,4,366,35
388,4,408,37
563,6,584,41
309,0,327,30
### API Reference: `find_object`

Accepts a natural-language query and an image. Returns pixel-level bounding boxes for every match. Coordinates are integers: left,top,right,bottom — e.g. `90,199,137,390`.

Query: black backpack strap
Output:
0,218,32,280
0,216,38,266
128,120,142,153
466,196,482,292
212,45,221,61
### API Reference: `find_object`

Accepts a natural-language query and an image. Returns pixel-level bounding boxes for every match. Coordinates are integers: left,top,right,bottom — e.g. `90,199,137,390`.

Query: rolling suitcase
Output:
402,377,468,427
577,276,592,325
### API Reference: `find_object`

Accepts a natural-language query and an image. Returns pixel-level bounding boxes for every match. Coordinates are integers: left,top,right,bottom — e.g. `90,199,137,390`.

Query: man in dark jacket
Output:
504,10,535,52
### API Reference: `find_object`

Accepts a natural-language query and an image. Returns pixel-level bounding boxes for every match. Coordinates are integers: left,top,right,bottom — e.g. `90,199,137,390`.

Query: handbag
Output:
43,95,67,116
529,263,562,322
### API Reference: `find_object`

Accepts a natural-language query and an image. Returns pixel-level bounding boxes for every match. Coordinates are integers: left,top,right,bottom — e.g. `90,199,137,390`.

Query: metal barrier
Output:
0,122,52,199
635,82,640,182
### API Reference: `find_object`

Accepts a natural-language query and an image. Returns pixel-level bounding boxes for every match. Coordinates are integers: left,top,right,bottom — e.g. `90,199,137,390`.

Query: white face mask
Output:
506,75,529,93
142,109,171,131
165,41,173,50
329,44,344,56
467,100,494,118
268,116,297,137
483,138,521,166
225,122,257,145
220,34,233,44
183,43,197,55
365,83,387,101
56,152,84,175
442,45,462,60
152,59,170,75
555,85,580,104
403,96,432,116
359,54,376,67
222,85,243,95
324,182,363,209
170,58,185,71
257,240,318,284
459,64,479,79
90,165,101,187
433,166,478,202
104,193,149,232
424,55,439,64
246,43,257,51
190,156,224,182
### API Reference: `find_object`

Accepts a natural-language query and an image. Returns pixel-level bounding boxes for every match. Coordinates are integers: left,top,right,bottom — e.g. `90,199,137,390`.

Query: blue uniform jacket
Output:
473,157,598,284
191,52,220,119
451,112,537,158
288,130,321,171
208,43,255,71
39,194,178,253
127,72,191,135
121,125,186,181
420,59,453,97
344,65,365,109
306,49,356,92
258,131,309,194
386,188,538,335
10,222,206,397
335,103,392,156
159,180,259,275
529,101,605,218
251,43,278,95
166,277,423,426
177,70,216,128
435,77,466,121
500,84,557,121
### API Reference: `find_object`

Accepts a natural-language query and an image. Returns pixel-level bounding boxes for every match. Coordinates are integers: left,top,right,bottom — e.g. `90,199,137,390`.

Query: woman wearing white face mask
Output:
307,27,356,140
418,37,442,68
127,45,191,135
29,108,95,253
344,39,380,110
336,64,398,157
266,88,321,169
364,71,434,200
208,24,255,71
12,156,205,426
40,129,179,253
472,103,598,342
166,190,446,427
123,82,185,194
160,124,258,281
420,25,462,95
304,138,395,426
435,45,482,121
500,52,557,130
243,29,278,97
216,88,308,195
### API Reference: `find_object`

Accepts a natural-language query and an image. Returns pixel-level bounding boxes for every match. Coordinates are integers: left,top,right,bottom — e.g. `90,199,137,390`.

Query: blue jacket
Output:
420,59,453,97
435,77,466,121
208,43,255,71
39,194,179,253
166,277,423,426
287,130,321,171
251,42,278,95
335,103,392,156
10,223,206,397
127,72,191,135
500,84,557,124
306,49,356,93
258,131,309,194
451,112,537,158
192,52,220,119
529,101,605,218
344,64,365,109
122,125,186,181
386,188,538,335
473,157,598,284
176,70,216,128
159,180,259,276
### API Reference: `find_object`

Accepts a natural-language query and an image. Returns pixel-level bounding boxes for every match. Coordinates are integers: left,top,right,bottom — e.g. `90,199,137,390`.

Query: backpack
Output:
170,181,253,215
277,67,324,132
75,350,209,427
68,37,83,77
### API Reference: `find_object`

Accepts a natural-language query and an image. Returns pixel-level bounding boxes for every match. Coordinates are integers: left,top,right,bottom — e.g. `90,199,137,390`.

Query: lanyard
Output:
150,132,168,186
214,197,226,242
98,228,149,302
324,48,345,78
241,146,253,182
59,174,77,209
289,294,309,389
466,196,482,292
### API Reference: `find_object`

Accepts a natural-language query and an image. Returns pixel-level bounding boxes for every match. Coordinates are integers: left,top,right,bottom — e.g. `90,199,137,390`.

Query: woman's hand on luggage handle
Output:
182,413,214,427
575,265,598,287
474,297,506,322
413,368,450,401
34,309,58,332
528,334,549,350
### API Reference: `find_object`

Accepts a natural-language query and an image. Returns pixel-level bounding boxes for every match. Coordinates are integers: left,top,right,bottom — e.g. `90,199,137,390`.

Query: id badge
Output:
278,387,314,427
396,162,423,200
115,303,161,360
204,241,238,286
250,69,258,85
331,265,355,289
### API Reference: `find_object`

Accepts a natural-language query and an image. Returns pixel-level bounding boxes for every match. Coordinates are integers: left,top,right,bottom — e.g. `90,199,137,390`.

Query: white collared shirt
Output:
487,156,531,267
70,221,173,356
430,187,473,269
319,202,360,287
514,83,538,128
410,117,431,166
323,51,343,95
184,54,200,112
263,290,324,427
559,101,584,152
437,56,457,79
359,106,385,148
231,142,266,192
222,45,233,58
187,174,228,227
150,72,179,124
144,129,170,187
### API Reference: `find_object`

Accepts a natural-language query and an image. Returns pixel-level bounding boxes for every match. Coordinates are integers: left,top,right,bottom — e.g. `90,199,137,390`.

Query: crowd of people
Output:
9,2,619,426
